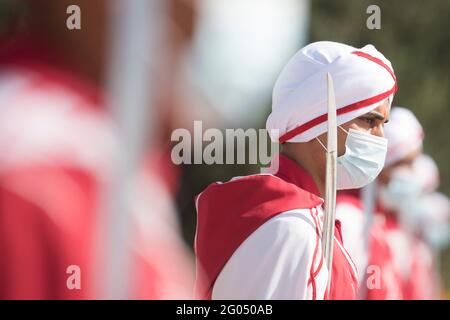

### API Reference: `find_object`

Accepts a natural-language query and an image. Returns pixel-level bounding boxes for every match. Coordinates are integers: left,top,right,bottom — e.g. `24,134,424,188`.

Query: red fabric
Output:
376,202,438,300
336,194,404,300
307,208,324,300
336,193,363,210
352,51,397,88
0,167,96,299
365,219,404,300
0,165,192,299
0,44,193,299
327,220,358,300
194,154,358,299
279,86,396,143
404,238,438,300
0,36,102,108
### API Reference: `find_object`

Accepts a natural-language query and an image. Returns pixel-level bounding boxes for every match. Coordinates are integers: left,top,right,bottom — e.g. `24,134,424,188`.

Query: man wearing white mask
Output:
418,192,450,299
333,109,423,300
377,107,426,299
194,41,396,300
390,153,446,299
335,186,404,300
378,107,425,215
420,192,450,250
335,109,444,300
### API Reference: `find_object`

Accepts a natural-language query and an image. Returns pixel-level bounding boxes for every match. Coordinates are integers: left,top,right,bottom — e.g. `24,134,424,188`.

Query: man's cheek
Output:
337,132,347,156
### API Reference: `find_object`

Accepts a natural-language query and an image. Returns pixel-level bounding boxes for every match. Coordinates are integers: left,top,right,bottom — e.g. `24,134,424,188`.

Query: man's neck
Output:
280,150,326,198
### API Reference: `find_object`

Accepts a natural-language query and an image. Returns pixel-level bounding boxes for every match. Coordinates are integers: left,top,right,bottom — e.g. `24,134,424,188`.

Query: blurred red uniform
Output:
336,193,404,300
404,238,438,299
0,38,193,299
195,155,358,300
378,207,438,300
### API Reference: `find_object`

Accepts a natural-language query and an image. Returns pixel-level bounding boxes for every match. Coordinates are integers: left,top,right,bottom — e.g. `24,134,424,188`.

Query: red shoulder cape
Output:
195,155,358,299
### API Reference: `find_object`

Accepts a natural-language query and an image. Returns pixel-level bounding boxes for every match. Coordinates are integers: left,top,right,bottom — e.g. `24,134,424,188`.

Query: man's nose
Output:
372,125,385,138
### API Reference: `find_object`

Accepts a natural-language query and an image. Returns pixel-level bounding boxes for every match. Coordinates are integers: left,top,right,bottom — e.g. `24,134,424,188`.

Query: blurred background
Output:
0,0,448,299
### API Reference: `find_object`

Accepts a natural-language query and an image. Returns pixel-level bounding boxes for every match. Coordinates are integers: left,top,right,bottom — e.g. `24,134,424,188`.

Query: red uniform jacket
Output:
194,154,358,300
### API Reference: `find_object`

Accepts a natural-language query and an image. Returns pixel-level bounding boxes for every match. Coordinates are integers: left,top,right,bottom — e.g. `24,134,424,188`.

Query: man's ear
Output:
315,133,327,152
336,126,348,157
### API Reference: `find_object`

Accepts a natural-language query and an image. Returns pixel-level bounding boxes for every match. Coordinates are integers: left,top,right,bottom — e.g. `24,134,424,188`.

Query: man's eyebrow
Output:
364,111,386,121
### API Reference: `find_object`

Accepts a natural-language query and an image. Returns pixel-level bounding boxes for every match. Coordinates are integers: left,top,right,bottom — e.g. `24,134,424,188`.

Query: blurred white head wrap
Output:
384,107,424,166
412,154,439,193
419,192,450,248
266,41,397,143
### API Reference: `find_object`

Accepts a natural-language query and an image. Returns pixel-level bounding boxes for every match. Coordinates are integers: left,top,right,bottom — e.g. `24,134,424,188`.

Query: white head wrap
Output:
384,107,424,166
419,192,450,248
266,41,397,143
412,154,439,193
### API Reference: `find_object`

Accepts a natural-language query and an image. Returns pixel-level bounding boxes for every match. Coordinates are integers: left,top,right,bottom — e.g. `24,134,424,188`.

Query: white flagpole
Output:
358,181,376,299
97,0,157,299
321,72,338,298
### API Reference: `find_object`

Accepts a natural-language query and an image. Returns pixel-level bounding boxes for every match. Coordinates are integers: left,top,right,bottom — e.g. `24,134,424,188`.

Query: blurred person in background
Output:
173,0,311,247
417,191,450,298
406,155,444,299
338,107,449,300
194,41,396,300
0,0,194,299
376,106,432,299
335,112,418,300
383,153,449,299
336,185,404,299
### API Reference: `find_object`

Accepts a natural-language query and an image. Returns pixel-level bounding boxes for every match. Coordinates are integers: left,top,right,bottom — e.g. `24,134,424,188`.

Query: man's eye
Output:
359,117,376,126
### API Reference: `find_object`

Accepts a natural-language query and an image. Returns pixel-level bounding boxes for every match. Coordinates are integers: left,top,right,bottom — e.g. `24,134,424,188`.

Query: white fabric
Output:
0,68,118,180
335,202,367,283
412,154,439,193
336,200,407,299
384,107,423,166
211,208,357,300
266,41,395,142
419,192,450,248
411,239,437,299
0,66,195,299
385,228,413,281
378,166,424,215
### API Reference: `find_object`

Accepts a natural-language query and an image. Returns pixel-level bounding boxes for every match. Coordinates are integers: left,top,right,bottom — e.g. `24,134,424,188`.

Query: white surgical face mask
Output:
378,167,425,232
317,127,388,190
378,167,423,212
